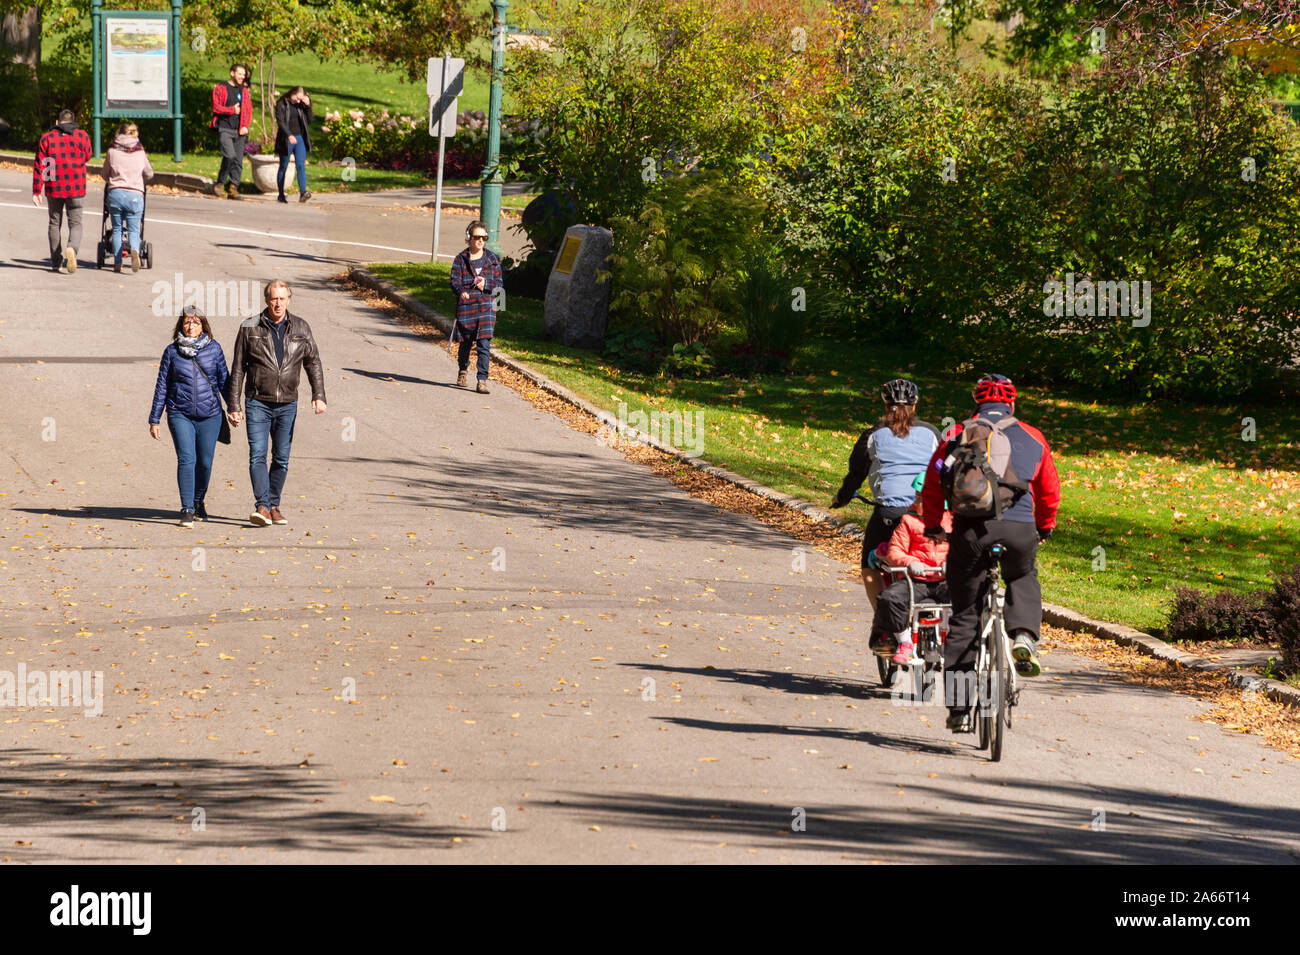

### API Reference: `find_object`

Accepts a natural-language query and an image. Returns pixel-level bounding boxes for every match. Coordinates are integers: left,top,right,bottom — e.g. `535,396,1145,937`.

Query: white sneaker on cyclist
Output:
1011,631,1041,677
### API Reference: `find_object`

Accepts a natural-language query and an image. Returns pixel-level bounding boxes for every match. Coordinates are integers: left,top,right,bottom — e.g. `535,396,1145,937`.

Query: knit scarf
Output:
175,332,209,359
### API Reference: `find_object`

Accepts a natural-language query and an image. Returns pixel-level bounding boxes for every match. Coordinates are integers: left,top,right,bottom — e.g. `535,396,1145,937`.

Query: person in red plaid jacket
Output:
449,220,502,393
31,108,93,273
209,63,252,199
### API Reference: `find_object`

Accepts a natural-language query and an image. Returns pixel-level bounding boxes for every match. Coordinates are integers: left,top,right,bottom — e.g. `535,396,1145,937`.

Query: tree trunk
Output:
268,55,275,145
257,47,266,145
1,5,40,69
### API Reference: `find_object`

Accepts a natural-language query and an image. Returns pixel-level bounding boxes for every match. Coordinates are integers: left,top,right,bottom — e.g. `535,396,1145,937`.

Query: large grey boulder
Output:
543,225,612,349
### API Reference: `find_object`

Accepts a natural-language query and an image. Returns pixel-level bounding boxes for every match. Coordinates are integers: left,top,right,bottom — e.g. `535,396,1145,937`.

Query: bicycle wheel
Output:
988,618,1010,762
975,614,991,750
877,654,895,687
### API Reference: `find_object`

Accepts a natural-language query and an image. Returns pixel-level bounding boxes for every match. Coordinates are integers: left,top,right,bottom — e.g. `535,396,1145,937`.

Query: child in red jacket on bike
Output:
871,473,953,665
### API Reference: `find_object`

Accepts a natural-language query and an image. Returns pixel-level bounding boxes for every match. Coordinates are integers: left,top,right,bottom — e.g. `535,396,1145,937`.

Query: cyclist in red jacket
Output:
920,374,1060,733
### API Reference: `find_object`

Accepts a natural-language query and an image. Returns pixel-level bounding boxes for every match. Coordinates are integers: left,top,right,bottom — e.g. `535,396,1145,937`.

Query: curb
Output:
419,199,522,219
1,150,216,194
1040,604,1299,706
347,266,1300,712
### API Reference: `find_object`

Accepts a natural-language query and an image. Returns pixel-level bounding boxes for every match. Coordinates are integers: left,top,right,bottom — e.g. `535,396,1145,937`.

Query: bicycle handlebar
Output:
878,562,947,578
852,491,886,508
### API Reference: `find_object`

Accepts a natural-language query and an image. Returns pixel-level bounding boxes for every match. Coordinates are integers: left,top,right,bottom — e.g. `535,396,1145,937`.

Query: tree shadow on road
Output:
346,448,810,548
536,783,1300,862
0,749,468,859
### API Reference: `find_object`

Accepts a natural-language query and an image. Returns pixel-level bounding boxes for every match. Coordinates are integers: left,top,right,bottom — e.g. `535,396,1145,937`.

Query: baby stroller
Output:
96,184,153,270
868,549,951,689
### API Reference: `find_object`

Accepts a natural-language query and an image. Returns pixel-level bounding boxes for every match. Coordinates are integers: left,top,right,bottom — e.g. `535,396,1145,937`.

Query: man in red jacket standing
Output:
920,374,1060,733
210,63,251,199
31,108,93,273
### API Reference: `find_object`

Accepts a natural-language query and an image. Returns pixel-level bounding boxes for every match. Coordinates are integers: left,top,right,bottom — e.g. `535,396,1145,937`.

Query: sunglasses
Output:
470,234,488,240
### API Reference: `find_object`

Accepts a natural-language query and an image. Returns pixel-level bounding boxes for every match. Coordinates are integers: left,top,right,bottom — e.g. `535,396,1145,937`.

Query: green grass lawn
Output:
180,42,494,144
367,262,1300,635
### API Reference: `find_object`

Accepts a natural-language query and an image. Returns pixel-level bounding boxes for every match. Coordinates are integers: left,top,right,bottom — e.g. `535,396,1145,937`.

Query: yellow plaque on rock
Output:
554,235,582,274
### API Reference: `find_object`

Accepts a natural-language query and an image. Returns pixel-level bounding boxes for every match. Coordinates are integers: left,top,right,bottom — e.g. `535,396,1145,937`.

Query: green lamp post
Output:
479,0,508,255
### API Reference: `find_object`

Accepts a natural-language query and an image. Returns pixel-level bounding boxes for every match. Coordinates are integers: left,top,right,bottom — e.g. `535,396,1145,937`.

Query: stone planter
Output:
249,153,280,194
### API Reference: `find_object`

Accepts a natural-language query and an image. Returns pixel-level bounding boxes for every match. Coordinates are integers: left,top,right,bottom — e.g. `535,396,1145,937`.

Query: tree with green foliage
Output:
772,7,1300,398
507,0,838,227
608,170,767,347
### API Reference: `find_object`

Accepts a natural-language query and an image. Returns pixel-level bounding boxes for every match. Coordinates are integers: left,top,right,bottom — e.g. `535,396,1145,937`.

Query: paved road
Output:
1,178,1298,863
0,167,529,267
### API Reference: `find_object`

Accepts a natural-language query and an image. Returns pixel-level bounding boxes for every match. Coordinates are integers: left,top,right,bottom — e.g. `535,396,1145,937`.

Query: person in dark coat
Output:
274,86,314,203
149,306,230,527
449,220,502,393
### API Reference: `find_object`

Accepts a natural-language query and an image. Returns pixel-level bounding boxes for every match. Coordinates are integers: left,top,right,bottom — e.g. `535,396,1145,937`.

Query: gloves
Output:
1037,527,1053,542
907,560,926,577
828,496,845,510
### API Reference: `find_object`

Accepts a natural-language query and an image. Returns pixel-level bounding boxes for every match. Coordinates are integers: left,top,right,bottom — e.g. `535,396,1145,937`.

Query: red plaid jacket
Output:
209,82,253,131
450,249,502,340
32,127,92,199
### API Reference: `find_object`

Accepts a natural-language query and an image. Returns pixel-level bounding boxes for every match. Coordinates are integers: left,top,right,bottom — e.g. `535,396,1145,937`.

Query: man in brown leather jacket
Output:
225,280,327,526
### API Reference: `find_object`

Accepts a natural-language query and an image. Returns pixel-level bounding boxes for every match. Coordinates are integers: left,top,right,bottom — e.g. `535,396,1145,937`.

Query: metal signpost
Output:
90,0,184,161
428,54,465,264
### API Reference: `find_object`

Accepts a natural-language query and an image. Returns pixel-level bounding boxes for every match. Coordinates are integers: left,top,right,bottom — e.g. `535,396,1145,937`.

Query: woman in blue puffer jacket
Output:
148,305,230,527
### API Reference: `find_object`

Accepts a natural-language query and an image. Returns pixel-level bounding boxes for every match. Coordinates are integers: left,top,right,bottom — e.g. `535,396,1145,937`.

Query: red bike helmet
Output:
972,373,1017,405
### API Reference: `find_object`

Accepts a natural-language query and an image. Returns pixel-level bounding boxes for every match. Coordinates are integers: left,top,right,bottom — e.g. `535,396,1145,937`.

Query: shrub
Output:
769,13,1300,399
321,107,423,164
502,190,580,299
1165,586,1273,643
507,0,841,226
0,55,215,153
663,342,715,378
608,169,765,347
731,244,807,374
321,107,542,179
601,328,664,375
1266,563,1300,668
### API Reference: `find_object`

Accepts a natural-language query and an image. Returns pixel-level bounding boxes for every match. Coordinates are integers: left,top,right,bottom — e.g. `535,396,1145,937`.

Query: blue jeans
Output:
245,398,297,508
106,189,143,265
457,333,492,381
277,139,308,196
167,411,222,511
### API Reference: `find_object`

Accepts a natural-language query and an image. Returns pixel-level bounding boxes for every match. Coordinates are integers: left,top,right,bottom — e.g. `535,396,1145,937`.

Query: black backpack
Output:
942,415,1028,518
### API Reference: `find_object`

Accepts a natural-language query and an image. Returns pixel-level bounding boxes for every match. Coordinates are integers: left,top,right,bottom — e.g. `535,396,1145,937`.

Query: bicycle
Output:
871,559,949,693
850,490,912,686
971,542,1017,761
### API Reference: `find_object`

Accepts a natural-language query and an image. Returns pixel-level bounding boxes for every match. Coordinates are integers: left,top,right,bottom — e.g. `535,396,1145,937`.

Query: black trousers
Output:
942,518,1041,673
873,579,948,635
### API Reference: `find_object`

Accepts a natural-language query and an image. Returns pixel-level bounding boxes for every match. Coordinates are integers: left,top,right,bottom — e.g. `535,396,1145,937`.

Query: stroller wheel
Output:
96,242,106,269
143,242,153,269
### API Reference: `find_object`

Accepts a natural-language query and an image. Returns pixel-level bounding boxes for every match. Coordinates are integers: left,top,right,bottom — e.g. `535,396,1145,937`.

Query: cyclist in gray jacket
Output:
829,379,941,648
